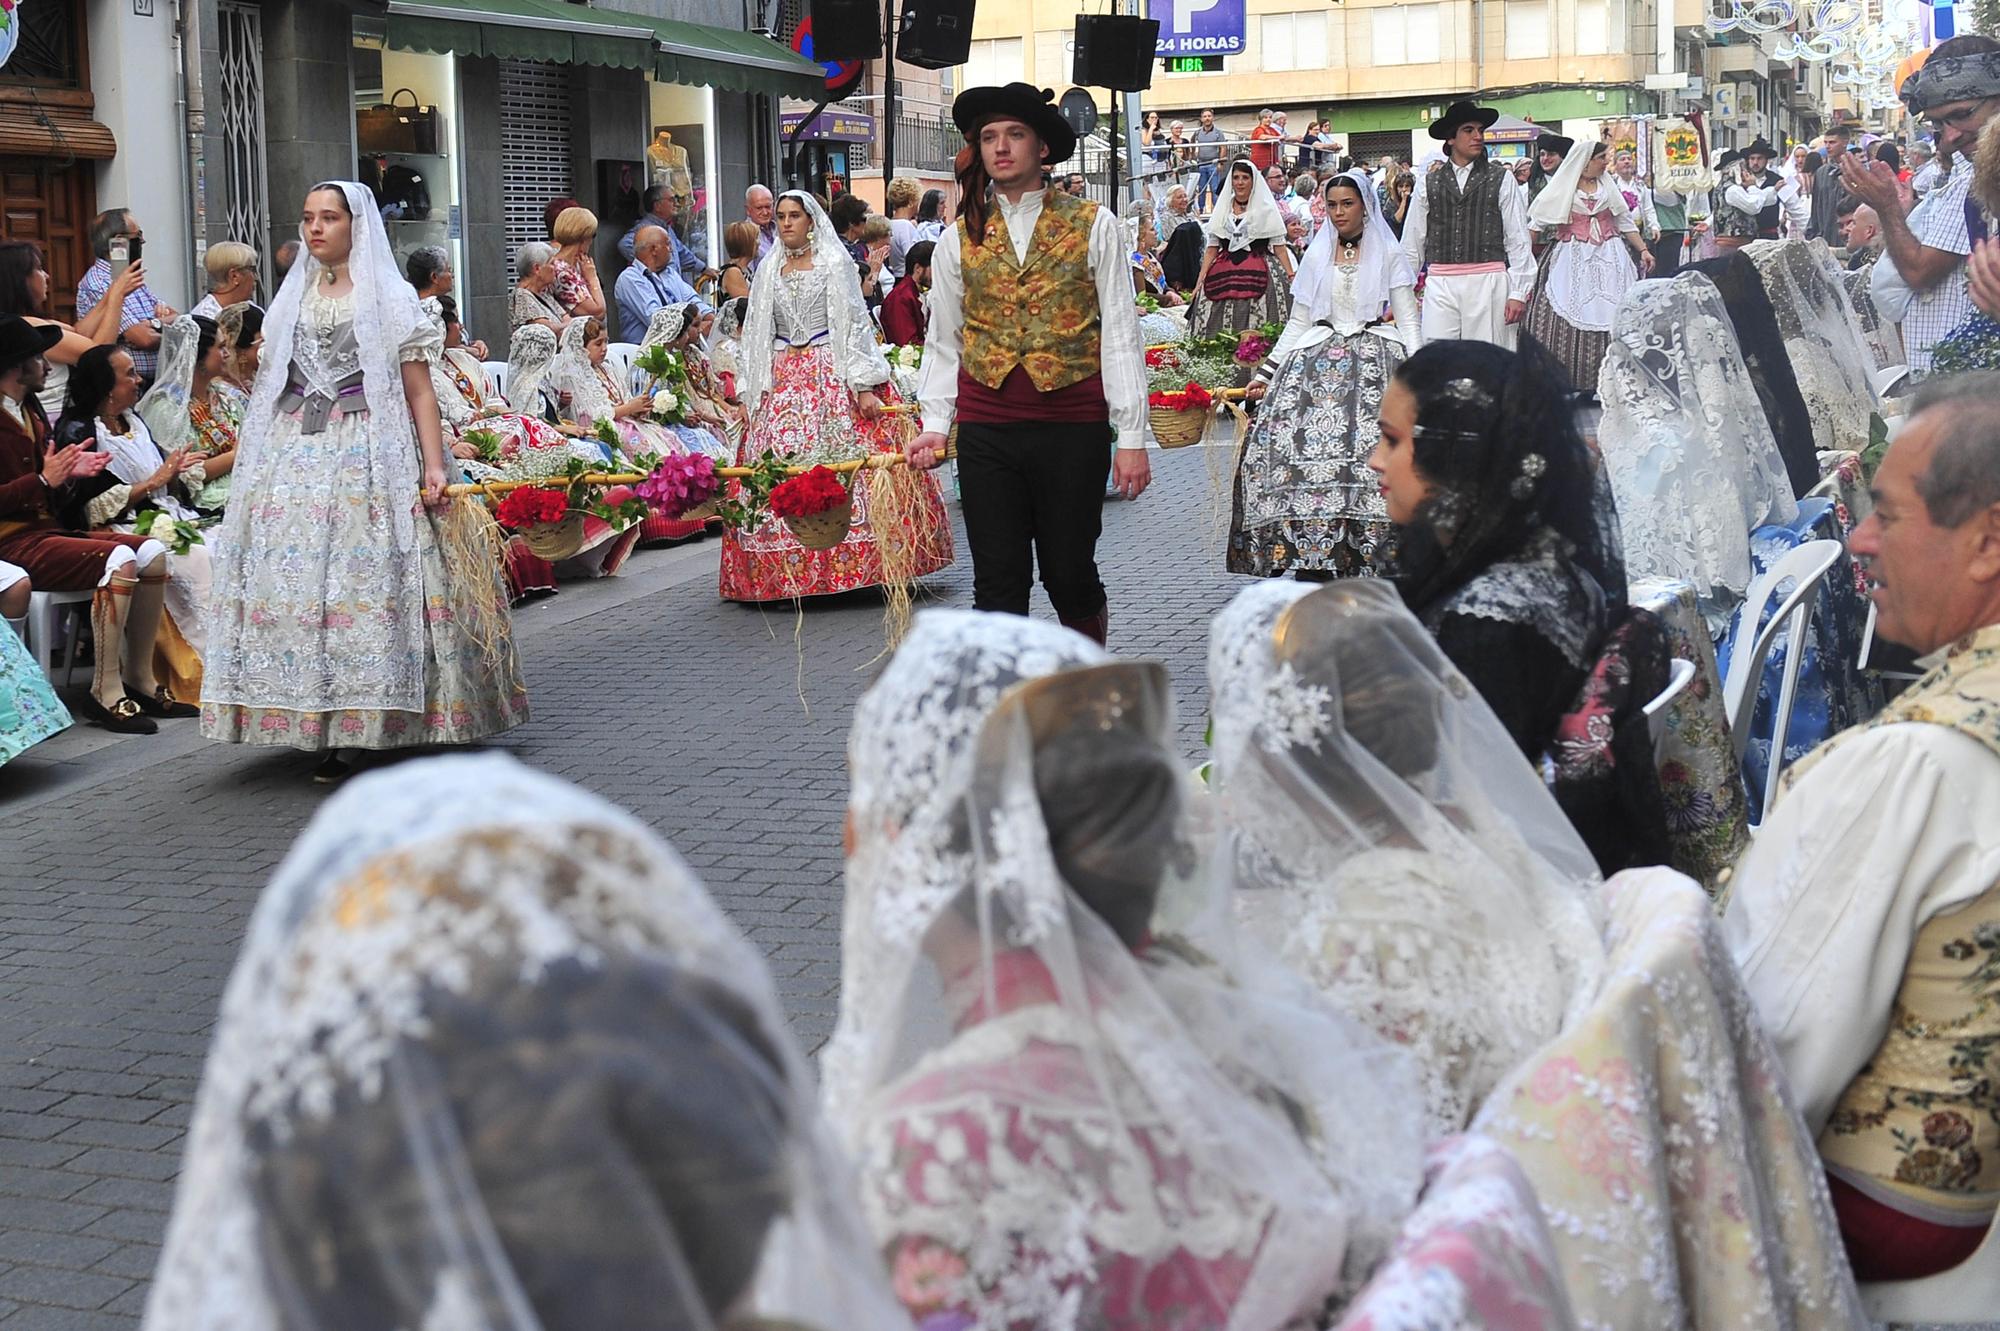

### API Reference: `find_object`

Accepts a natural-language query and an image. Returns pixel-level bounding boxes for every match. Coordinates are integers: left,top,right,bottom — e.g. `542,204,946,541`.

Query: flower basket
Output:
786,501,853,550
518,512,586,560
682,499,720,524
1150,403,1208,448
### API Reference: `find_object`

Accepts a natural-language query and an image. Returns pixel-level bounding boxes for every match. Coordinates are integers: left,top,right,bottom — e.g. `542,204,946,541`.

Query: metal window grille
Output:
216,2,271,284
498,60,572,268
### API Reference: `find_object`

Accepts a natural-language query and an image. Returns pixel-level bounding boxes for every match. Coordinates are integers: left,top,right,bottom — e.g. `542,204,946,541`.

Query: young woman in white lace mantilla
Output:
199,182,526,760
824,610,1425,1331
142,753,909,1330
1229,170,1420,579
1522,140,1654,398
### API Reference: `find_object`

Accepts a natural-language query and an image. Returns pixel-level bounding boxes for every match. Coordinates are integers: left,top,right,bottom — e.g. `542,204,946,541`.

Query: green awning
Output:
385,0,656,71
640,17,828,99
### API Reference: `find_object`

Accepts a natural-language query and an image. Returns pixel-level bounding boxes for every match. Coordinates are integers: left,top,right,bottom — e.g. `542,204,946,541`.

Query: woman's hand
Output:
1637,247,1656,276
422,457,449,510
619,394,653,419
451,440,481,460
1245,380,1268,402
142,447,190,494
467,338,489,360
855,390,883,421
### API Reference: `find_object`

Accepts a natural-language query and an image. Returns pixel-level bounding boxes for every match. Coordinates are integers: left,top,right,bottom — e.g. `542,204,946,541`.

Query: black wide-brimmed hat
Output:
0,317,60,374
1743,137,1780,161
1535,131,1576,157
1429,99,1501,140
952,83,1077,166
1715,148,1743,171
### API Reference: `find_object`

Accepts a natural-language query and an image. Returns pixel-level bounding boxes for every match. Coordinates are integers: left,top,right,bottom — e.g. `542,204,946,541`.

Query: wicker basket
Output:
681,499,720,524
517,512,585,560
785,500,854,551
1150,403,1208,448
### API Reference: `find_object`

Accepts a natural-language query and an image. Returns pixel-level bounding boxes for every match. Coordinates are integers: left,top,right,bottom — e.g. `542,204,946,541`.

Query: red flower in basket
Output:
1144,346,1181,368
1147,380,1214,412
494,486,569,529
767,465,850,520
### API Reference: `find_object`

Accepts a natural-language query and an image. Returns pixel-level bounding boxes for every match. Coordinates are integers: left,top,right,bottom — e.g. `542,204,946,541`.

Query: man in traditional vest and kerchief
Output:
1399,99,1536,348
905,83,1148,647
1724,371,2000,1286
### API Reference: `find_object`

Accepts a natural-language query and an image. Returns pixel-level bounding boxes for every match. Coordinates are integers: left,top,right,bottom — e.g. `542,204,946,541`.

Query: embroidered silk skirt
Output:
718,345,953,603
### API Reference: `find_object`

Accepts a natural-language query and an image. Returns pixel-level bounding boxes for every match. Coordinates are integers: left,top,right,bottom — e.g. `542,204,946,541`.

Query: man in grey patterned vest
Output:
1400,100,1536,348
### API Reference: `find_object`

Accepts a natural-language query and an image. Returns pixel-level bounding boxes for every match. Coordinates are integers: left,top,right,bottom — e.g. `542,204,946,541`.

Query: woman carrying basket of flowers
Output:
723,190,953,603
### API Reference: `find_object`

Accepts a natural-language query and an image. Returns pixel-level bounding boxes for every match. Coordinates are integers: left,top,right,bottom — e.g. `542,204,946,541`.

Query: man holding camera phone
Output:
75,208,176,385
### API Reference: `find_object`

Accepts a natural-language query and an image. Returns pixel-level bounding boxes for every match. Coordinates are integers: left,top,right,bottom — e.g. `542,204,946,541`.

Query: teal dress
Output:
1,623,71,764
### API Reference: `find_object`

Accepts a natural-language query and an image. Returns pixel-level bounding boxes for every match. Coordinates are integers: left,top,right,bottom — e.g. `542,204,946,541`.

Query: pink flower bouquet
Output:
637,452,721,520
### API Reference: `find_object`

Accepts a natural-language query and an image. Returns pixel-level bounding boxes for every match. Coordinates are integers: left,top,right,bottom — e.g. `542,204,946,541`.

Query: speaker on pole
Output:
1072,14,1159,92
899,0,976,69
810,0,883,62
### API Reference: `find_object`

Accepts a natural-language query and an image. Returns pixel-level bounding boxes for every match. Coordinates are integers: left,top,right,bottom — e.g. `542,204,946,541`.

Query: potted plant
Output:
766,463,853,550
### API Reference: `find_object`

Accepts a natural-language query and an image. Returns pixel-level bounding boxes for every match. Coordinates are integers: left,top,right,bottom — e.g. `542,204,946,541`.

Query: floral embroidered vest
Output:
957,190,1103,393
1788,625,2000,1216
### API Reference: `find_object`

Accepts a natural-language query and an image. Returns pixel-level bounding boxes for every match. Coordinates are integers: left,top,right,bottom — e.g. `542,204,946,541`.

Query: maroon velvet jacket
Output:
880,276,927,348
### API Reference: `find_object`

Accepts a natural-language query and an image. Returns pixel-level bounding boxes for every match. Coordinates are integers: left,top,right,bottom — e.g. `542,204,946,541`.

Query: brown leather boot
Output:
1060,603,1109,648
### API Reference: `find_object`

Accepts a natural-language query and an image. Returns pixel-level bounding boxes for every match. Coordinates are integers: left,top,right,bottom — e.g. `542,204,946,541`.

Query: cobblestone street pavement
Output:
0,443,1247,1326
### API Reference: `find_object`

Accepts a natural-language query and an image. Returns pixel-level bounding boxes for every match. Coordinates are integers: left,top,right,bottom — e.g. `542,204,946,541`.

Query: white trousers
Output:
1419,269,1518,349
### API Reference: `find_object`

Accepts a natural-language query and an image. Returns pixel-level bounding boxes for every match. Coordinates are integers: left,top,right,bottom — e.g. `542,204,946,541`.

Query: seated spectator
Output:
617,185,710,288
743,183,777,270
855,213,891,307
404,246,485,362
0,557,71,764
912,187,950,243
272,238,300,285
0,317,177,734
884,175,921,280
879,239,931,347
1725,371,2000,1282
142,754,907,1330
0,239,136,422
62,336,214,699
720,220,758,303
550,206,607,319
613,225,701,344
189,241,258,320
509,242,569,335
1837,196,1883,269
76,207,175,383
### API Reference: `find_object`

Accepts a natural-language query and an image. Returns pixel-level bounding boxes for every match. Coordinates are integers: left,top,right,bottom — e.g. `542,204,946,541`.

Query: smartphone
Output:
108,237,129,281
128,234,144,266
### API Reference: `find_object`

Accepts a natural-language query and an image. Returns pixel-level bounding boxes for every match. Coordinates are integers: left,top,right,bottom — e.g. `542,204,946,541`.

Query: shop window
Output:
648,79,717,268
351,31,465,286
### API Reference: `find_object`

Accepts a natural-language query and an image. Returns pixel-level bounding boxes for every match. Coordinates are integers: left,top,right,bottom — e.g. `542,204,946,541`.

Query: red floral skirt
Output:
718,345,953,603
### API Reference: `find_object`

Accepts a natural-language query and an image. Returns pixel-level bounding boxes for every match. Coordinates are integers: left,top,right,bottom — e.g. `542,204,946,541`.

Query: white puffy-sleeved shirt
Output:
1722,720,2000,1135
917,189,1148,449
1398,159,1537,303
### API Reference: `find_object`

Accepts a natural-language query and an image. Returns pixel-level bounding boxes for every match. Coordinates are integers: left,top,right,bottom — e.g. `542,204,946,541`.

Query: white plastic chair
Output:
1721,539,1844,823
1859,1209,2000,1324
482,361,510,401
26,588,93,686
1643,657,1696,747
605,341,640,383
1857,600,1928,682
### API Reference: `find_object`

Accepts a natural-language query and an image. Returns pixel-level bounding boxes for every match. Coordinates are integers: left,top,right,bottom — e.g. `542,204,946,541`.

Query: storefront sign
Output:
1148,0,1245,56
781,109,875,143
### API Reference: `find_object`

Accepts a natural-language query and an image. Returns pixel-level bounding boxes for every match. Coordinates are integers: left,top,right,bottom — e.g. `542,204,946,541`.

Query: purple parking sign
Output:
1148,0,1247,56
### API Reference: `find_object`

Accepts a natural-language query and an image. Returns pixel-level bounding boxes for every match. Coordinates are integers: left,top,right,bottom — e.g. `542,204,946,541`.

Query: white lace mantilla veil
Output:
1207,158,1289,252
638,302,690,357
1527,139,1600,230
141,753,906,1331
1596,272,1800,631
739,190,889,409
505,322,558,410
1207,580,1607,1139
136,313,202,453
823,609,1422,1331
1744,237,1879,452
415,296,474,430
1288,168,1416,333
546,318,621,429
205,179,430,713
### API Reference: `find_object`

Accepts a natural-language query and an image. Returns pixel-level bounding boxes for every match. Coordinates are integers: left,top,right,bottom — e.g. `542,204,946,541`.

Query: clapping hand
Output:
1838,154,1903,217
40,441,107,487
1970,238,2000,321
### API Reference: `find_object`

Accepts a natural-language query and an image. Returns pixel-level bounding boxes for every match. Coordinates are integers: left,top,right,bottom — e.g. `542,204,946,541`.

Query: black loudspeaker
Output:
811,0,883,62
898,0,975,70
1073,14,1159,92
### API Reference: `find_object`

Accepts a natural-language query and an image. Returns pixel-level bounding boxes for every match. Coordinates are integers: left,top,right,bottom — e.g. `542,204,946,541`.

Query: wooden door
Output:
0,159,95,325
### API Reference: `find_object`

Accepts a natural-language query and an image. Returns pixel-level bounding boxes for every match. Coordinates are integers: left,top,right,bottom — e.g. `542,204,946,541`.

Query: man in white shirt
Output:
1399,100,1536,348
1724,371,2000,1281
1847,34,2000,375
904,83,1148,647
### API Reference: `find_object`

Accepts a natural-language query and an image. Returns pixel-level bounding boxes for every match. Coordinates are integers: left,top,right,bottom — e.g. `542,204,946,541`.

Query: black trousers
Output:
954,419,1114,621
1650,230,1686,279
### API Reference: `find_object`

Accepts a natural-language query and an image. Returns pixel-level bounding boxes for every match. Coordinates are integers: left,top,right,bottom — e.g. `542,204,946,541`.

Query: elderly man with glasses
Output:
1845,33,2000,375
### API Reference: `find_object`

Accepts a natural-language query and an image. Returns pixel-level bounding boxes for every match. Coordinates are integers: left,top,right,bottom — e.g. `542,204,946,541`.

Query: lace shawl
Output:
547,319,619,428
739,191,889,406
1207,159,1289,253
1288,168,1415,335
1597,273,1800,630
1744,238,1879,454
136,314,202,453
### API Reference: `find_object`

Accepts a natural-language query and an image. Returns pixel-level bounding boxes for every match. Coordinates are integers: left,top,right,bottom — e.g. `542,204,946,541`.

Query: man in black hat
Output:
905,83,1147,647
1713,138,1802,249
0,316,178,733
1400,99,1536,348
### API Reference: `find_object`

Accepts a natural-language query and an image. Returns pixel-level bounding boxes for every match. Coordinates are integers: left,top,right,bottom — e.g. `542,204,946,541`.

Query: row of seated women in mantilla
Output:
141,591,1865,1329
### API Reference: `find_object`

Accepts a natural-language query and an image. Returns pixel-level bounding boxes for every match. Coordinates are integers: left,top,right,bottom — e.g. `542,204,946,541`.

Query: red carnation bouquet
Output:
767,464,849,520
494,486,570,529
1147,381,1214,412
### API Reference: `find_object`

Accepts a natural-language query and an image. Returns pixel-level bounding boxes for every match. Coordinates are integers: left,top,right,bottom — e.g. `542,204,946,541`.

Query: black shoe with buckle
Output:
130,687,199,720
77,693,159,735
